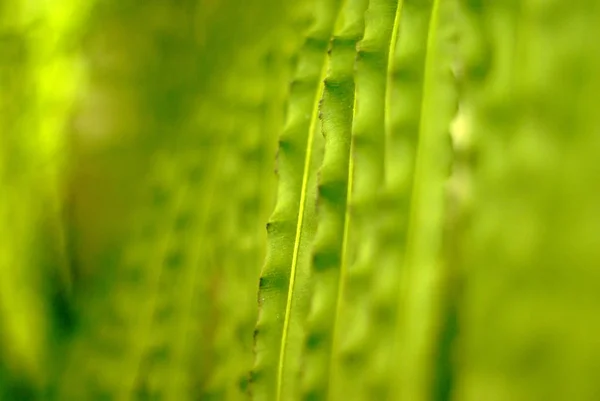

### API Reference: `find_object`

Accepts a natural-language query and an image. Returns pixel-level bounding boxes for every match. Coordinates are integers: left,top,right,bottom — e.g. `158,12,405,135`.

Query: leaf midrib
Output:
275,37,332,401
384,0,405,182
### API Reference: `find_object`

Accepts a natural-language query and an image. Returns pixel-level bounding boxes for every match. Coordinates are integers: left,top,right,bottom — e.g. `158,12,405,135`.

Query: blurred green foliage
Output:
1,0,600,400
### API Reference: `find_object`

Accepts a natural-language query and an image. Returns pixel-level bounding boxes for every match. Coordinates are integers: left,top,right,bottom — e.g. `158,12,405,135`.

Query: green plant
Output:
1,0,600,400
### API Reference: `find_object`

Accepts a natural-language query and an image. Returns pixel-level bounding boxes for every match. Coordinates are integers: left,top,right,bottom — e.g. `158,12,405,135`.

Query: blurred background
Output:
1,0,302,398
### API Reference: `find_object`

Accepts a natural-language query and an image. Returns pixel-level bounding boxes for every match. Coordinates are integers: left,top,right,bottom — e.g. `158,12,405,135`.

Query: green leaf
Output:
201,37,299,400
327,1,403,399
5,1,600,400
251,1,344,400
390,0,457,400
300,1,369,400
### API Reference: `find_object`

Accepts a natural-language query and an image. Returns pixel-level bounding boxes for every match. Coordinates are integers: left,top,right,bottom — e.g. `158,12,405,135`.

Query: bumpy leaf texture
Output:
1,0,600,400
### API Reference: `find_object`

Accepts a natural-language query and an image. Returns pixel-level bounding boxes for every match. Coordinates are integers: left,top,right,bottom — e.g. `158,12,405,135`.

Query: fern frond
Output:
251,0,344,399
200,38,298,400
301,1,368,400
391,0,457,399
332,1,402,399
